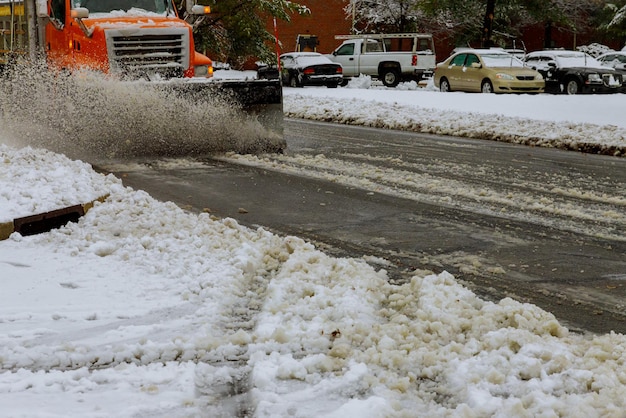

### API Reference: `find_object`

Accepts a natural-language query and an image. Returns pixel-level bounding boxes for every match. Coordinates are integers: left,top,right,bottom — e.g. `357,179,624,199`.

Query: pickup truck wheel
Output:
481,80,494,93
439,78,451,92
381,69,400,87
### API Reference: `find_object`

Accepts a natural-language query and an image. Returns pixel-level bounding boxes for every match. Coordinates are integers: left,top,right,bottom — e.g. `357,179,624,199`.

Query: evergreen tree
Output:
176,0,308,68
597,1,626,44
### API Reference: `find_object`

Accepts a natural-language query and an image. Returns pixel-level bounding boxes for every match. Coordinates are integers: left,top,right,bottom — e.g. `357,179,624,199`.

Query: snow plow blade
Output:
157,77,285,153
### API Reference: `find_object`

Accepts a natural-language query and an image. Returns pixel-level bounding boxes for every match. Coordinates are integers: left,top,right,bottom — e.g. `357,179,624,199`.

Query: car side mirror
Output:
470,62,482,69
547,61,557,68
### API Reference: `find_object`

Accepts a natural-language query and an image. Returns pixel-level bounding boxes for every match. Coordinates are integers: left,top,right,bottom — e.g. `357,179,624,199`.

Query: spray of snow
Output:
0,63,281,161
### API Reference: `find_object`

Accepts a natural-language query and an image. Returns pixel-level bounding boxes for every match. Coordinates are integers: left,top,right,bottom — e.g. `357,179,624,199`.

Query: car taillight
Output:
412,55,417,66
304,68,315,75
336,67,343,74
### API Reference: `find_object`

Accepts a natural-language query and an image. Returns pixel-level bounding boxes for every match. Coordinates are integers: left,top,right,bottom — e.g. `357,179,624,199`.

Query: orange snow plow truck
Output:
0,0,284,154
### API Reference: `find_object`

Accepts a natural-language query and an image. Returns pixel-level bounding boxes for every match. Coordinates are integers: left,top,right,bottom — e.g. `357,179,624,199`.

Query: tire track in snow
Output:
219,153,626,242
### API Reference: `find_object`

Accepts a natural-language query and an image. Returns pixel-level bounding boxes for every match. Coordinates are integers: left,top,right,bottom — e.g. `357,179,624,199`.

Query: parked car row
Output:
433,47,626,95
278,33,436,89
274,46,626,95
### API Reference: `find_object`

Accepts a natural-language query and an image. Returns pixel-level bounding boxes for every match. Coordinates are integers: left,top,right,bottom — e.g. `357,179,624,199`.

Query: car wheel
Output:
289,75,301,88
564,79,580,95
440,78,451,92
381,69,400,87
481,80,494,93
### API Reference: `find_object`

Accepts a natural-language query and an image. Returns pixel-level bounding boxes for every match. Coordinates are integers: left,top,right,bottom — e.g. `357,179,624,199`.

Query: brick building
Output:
272,0,351,55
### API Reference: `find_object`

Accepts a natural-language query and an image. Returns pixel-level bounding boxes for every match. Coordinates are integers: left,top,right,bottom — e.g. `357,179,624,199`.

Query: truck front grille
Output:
105,28,189,79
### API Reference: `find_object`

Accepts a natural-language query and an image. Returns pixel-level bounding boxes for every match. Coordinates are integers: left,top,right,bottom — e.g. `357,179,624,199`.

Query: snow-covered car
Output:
596,51,626,92
279,52,343,88
596,51,626,70
434,49,544,94
503,48,526,59
523,50,623,94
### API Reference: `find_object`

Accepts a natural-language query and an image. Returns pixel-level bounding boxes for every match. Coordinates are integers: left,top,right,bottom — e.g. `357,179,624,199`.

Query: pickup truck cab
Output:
328,33,435,87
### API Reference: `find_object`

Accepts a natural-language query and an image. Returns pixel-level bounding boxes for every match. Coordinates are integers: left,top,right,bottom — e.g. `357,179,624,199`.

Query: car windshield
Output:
480,53,524,68
602,55,626,64
72,0,174,15
553,53,603,68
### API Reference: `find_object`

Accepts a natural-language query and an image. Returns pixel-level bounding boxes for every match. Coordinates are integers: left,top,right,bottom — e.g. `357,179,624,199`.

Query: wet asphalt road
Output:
97,118,626,335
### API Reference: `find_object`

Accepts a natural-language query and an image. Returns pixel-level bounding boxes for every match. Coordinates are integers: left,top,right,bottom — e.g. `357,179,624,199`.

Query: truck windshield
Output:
72,0,174,15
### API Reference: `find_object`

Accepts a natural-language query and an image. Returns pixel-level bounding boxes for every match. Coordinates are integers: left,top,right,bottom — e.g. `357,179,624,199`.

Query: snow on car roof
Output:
281,52,335,66
280,52,323,58
527,50,610,69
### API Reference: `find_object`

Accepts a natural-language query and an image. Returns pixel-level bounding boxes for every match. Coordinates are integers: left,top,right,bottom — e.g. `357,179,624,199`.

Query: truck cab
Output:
42,0,212,79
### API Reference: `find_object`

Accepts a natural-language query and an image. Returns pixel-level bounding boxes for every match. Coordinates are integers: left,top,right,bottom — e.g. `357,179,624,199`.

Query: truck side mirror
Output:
186,1,210,14
70,8,89,19
190,5,211,14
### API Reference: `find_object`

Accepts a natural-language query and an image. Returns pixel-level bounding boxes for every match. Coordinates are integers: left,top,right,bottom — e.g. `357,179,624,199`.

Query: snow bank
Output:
283,89,626,157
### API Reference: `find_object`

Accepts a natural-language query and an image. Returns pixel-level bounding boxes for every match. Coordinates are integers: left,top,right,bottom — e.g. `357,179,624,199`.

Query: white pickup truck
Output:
328,33,436,87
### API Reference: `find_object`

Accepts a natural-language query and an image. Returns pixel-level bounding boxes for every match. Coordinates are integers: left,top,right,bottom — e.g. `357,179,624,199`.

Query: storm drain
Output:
0,195,108,240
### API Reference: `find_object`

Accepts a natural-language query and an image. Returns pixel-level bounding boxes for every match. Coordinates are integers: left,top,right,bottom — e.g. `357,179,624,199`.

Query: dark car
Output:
279,52,343,88
523,50,622,94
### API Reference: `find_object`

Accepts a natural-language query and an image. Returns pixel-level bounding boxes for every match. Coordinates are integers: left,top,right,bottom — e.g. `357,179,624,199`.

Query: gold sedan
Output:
434,49,544,93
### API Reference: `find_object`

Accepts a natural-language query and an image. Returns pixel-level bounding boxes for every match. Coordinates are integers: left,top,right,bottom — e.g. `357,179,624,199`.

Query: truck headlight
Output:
195,65,213,78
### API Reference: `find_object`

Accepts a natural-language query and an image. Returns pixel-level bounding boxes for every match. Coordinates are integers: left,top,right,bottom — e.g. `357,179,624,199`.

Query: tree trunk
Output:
481,0,496,48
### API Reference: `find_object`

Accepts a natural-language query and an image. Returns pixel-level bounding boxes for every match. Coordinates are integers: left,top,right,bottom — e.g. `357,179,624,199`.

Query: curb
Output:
0,194,109,241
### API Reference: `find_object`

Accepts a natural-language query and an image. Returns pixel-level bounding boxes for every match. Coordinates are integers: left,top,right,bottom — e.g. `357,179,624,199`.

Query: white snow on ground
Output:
2,82,626,417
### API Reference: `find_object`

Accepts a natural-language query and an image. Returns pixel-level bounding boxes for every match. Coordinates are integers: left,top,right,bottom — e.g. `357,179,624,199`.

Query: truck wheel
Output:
381,69,400,87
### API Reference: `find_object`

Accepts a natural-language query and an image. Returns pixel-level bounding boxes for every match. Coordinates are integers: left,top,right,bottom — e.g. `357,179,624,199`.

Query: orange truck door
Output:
45,0,72,70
